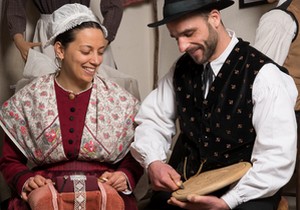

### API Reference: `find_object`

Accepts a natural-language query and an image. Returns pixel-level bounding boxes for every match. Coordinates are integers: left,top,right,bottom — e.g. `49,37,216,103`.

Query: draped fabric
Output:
0,74,140,166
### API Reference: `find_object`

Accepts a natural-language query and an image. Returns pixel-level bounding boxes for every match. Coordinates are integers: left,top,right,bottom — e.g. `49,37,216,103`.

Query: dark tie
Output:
202,63,214,97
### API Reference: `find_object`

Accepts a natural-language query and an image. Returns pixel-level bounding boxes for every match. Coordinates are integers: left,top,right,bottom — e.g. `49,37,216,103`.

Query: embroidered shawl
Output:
0,74,139,166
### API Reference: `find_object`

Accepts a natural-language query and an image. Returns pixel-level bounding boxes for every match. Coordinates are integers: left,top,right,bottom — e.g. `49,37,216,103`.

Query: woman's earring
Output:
55,56,62,71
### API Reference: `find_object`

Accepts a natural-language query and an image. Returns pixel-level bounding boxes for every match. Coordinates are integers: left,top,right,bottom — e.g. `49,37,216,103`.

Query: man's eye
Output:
185,32,193,37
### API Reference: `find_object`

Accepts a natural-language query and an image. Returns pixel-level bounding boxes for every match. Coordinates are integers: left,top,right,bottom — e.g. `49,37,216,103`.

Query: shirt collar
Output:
210,29,239,76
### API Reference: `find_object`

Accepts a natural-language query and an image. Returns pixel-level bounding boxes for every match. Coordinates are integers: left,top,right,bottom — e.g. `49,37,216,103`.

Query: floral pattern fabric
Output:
0,74,139,166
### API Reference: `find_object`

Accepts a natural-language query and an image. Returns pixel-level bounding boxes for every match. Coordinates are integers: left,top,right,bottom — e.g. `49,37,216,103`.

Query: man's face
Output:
167,13,218,64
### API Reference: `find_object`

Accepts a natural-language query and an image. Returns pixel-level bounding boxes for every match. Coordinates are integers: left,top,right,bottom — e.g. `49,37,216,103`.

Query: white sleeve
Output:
253,10,296,65
221,64,298,208
130,66,178,169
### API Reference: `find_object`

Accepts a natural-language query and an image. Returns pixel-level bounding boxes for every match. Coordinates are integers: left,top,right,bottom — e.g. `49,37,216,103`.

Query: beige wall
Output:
0,1,277,101
111,1,276,100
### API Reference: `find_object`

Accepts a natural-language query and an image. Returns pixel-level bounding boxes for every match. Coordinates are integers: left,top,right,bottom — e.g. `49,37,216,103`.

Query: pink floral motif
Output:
122,131,127,137
14,113,19,120
48,110,55,116
103,133,110,139
99,114,105,121
90,116,96,124
112,114,119,120
34,149,43,158
119,144,123,151
45,130,57,143
108,97,115,103
40,91,48,97
119,96,127,101
38,103,45,110
20,126,27,135
24,101,31,107
9,111,14,117
116,131,122,138
3,101,8,107
84,141,95,153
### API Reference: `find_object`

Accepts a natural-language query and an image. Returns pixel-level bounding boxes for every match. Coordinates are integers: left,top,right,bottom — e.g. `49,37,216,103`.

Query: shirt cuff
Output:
221,190,243,209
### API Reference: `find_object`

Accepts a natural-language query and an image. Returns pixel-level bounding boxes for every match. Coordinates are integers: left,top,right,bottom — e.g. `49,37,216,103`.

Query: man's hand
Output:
148,160,183,191
13,33,42,61
21,174,52,201
168,194,230,210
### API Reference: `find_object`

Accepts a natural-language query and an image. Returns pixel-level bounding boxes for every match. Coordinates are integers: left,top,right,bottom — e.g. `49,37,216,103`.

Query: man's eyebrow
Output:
170,28,194,38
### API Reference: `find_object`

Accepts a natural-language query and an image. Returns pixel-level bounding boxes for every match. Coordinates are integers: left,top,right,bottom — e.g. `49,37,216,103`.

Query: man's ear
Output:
54,42,64,60
208,9,221,28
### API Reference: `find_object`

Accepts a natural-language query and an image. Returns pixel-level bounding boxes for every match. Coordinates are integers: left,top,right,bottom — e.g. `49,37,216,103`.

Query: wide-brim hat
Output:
148,0,234,27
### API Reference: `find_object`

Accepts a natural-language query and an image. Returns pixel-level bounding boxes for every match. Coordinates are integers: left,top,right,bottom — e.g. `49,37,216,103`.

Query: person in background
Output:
0,4,143,210
6,0,123,67
130,0,297,209
254,0,299,112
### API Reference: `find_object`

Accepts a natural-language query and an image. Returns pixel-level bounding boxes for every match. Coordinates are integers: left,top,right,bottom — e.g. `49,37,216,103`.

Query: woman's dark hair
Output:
54,21,104,47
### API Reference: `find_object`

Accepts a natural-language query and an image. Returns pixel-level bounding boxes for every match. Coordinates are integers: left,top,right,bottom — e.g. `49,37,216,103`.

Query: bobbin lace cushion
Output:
28,175,125,210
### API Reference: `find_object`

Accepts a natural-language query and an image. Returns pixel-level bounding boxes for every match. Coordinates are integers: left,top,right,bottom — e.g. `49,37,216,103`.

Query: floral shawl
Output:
0,74,139,166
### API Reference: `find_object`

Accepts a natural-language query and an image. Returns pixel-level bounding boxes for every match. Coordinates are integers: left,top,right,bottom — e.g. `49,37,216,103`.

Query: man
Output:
130,0,298,209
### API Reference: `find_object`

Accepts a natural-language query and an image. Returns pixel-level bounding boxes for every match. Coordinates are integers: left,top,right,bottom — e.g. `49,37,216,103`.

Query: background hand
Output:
13,33,42,61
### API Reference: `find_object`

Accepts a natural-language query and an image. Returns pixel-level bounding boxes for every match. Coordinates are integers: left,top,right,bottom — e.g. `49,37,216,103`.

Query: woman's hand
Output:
21,174,52,201
99,171,128,192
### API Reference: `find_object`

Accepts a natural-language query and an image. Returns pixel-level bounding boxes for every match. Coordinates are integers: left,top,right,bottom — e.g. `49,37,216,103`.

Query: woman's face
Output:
55,28,106,88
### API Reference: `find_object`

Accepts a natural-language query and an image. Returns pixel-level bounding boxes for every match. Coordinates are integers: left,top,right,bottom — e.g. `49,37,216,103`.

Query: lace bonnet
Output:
44,3,108,48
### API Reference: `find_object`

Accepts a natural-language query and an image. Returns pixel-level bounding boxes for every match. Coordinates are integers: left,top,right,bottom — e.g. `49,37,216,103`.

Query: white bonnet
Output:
44,3,108,47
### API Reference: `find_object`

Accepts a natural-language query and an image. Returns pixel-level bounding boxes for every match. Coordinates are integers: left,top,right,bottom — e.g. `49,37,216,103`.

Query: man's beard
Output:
190,23,218,64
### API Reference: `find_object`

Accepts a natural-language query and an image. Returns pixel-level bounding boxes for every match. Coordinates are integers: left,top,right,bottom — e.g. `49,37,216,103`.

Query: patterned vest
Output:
173,40,287,179
276,0,300,110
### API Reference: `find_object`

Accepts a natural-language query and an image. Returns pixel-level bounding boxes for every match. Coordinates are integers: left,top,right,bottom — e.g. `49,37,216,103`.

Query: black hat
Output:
148,0,234,27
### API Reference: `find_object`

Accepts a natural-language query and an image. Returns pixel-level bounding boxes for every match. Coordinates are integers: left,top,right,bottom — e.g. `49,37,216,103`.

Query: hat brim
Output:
148,0,234,27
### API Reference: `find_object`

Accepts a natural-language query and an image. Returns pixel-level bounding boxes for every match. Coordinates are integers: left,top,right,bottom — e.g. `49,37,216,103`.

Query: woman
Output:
0,4,143,210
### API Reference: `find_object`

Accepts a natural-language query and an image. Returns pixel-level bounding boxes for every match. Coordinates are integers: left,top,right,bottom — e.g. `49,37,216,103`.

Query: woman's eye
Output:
81,51,90,55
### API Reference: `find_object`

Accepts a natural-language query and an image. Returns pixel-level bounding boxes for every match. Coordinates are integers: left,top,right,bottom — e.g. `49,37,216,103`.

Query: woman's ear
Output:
54,42,64,60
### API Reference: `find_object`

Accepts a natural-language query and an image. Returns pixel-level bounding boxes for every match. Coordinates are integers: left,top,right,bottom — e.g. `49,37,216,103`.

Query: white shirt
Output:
131,31,298,209
253,0,296,65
